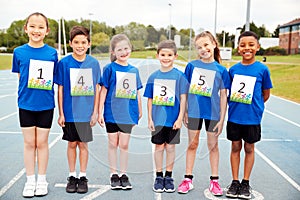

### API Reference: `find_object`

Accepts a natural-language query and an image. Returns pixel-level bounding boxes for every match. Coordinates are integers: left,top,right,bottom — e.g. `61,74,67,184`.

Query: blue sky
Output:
0,0,299,34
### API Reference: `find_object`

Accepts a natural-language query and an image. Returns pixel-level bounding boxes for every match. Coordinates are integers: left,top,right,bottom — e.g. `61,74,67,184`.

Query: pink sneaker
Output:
177,178,193,194
209,179,223,196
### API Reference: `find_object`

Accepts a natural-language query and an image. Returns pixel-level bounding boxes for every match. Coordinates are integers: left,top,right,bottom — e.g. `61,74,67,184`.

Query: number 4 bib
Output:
70,68,94,96
230,74,256,104
28,59,54,90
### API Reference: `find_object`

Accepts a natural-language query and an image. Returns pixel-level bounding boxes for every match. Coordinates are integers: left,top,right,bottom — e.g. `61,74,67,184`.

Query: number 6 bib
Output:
230,74,256,104
116,71,137,99
153,79,176,106
70,68,94,96
28,59,54,90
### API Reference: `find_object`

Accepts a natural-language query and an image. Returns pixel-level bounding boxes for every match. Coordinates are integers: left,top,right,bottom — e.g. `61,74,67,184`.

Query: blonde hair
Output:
109,34,132,62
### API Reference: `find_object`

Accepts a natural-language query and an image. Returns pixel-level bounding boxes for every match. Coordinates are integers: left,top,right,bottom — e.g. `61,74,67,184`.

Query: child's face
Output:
156,48,177,70
113,40,131,64
238,36,260,64
24,15,49,46
69,35,90,58
195,36,216,62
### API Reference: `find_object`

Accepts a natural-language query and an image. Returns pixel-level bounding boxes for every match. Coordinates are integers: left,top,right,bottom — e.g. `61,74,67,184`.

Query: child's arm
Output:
213,88,227,136
137,90,142,120
173,93,187,130
57,85,65,127
147,98,155,131
90,84,101,127
263,89,271,102
97,86,107,127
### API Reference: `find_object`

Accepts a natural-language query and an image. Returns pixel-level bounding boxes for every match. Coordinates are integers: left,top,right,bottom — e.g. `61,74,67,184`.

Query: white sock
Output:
26,175,36,183
69,172,77,178
37,174,47,183
79,172,86,178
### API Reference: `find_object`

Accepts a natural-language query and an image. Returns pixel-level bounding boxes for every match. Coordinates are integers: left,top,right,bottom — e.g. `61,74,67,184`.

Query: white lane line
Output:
0,94,16,99
265,109,300,128
255,148,300,192
271,95,300,106
0,112,17,121
0,133,62,198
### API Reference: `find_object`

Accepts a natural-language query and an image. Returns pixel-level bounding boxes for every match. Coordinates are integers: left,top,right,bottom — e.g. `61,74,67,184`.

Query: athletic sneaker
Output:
209,179,223,196
77,176,88,193
153,176,164,193
110,174,121,189
22,182,36,198
35,181,48,196
178,178,194,194
66,176,78,193
164,176,175,193
226,180,241,198
238,180,251,199
120,174,132,190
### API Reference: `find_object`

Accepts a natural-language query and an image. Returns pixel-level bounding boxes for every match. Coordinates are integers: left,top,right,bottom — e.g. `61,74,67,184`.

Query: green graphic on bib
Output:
189,68,215,97
70,68,94,96
230,74,256,104
27,59,54,90
153,79,175,106
116,71,137,99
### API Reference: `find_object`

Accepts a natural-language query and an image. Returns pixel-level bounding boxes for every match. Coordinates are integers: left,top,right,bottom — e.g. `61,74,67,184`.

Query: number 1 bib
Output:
153,79,176,106
116,71,137,99
230,74,256,104
70,68,94,96
28,59,54,90
189,68,215,97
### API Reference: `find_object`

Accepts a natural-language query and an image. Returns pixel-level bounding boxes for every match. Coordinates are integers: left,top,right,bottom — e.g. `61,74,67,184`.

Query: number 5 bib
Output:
230,74,256,104
153,79,176,106
28,59,54,90
189,68,215,97
70,68,94,96
116,71,137,99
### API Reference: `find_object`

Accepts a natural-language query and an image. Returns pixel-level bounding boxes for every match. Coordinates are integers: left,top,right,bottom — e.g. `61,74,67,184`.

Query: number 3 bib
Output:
153,79,176,106
70,68,94,96
116,71,137,99
28,59,54,90
230,74,256,104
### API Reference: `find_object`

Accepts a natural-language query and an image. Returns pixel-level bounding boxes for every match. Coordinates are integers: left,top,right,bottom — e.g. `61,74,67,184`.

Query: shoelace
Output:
211,181,221,190
179,179,190,188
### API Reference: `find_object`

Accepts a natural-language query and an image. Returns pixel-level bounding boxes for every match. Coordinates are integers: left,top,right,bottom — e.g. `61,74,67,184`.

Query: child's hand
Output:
173,119,182,130
148,120,155,131
58,115,65,127
97,115,105,128
213,121,224,136
90,113,97,127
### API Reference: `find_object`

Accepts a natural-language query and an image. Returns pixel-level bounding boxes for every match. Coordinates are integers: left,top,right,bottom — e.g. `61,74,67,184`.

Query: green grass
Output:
1,52,300,103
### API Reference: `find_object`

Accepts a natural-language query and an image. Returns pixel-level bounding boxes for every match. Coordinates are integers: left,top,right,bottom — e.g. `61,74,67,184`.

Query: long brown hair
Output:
109,34,132,62
194,31,221,63
25,12,49,29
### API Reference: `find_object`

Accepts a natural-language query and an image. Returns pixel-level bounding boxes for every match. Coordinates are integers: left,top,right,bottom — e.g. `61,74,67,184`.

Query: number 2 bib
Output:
27,59,54,90
153,79,176,106
189,68,215,97
230,74,256,104
70,68,94,96
116,71,137,99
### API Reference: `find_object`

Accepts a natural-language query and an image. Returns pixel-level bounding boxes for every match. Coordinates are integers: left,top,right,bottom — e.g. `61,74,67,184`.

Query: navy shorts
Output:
151,126,180,144
62,122,93,142
19,108,54,129
105,123,134,134
226,121,261,144
187,117,218,132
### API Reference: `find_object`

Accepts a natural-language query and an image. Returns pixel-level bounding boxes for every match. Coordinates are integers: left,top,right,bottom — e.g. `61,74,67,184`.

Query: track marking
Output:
0,112,17,121
0,133,62,198
204,188,264,199
265,109,300,128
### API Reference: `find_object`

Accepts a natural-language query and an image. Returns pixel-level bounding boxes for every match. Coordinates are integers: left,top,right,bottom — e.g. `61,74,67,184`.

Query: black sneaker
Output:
238,180,251,199
120,174,132,190
66,176,78,193
77,176,88,193
226,180,241,198
110,174,121,190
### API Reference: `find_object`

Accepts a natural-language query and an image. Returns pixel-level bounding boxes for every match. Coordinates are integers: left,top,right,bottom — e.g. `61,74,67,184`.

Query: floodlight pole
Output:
213,0,218,37
188,0,193,61
168,3,172,40
245,0,251,31
89,13,93,55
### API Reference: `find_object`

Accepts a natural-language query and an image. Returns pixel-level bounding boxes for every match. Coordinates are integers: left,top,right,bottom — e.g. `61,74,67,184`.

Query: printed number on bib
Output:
153,79,175,106
189,68,215,97
230,74,256,104
116,71,137,99
70,68,94,96
28,59,54,90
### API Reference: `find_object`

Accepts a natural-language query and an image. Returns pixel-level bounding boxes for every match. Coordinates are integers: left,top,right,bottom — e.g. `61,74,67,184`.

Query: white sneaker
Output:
35,182,48,196
22,182,36,198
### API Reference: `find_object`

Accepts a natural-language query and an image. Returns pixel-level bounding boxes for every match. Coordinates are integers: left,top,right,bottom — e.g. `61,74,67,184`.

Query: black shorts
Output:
19,108,54,129
187,117,218,132
62,122,93,142
226,121,261,144
151,126,180,144
105,123,134,134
